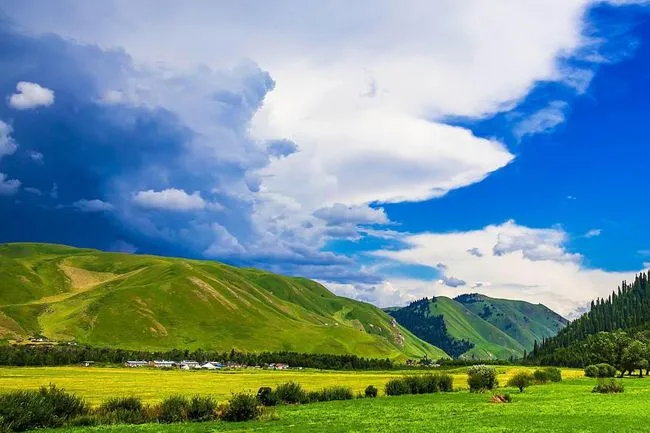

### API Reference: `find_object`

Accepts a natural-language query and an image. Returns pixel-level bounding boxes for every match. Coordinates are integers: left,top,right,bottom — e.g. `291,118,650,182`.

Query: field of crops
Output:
0,365,583,405
32,374,650,433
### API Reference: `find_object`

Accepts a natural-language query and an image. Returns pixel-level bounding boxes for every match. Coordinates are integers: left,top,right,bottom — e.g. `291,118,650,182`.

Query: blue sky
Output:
1,1,649,316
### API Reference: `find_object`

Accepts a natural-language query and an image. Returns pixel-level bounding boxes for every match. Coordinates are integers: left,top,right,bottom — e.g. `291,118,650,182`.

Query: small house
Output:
125,360,148,368
152,360,176,368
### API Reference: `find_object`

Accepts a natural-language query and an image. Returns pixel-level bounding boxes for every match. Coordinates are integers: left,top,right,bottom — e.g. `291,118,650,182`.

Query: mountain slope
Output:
455,294,568,349
388,295,566,359
0,243,447,360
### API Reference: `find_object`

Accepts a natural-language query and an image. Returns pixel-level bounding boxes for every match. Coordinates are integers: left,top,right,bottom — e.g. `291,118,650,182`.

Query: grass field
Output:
36,374,650,433
0,366,583,405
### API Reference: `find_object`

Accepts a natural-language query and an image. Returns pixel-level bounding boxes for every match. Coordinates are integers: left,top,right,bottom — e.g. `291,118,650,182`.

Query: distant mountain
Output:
0,243,447,360
387,294,567,359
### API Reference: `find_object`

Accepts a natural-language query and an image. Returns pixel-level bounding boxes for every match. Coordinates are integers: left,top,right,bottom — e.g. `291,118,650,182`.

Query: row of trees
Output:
0,345,394,370
529,329,650,374
529,271,650,367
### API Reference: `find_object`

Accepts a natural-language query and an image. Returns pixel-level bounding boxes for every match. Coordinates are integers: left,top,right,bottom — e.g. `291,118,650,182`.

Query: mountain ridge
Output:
387,294,567,359
0,242,447,361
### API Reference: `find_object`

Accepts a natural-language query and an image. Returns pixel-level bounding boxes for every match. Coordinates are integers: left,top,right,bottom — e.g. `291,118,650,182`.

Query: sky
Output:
0,1,649,317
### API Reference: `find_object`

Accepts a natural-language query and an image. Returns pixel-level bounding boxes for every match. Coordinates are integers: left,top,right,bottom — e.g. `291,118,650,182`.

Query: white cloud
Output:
0,120,17,159
4,0,604,215
24,187,42,195
0,173,21,196
8,81,55,110
28,151,44,162
72,198,114,212
513,100,569,139
313,204,389,225
369,221,641,315
585,228,602,238
133,188,206,211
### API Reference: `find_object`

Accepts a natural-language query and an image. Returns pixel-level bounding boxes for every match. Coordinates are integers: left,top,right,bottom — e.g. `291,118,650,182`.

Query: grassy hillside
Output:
389,295,566,359
0,243,447,360
455,294,568,349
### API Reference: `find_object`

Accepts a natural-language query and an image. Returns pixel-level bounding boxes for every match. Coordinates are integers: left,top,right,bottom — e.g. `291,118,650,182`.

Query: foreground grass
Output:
46,377,650,433
0,366,583,404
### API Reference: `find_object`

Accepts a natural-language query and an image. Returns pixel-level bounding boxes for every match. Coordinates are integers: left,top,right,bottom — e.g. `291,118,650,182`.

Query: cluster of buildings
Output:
124,360,291,370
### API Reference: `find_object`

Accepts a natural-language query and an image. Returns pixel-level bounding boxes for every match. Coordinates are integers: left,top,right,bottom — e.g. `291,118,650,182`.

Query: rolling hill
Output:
0,243,447,360
387,295,567,359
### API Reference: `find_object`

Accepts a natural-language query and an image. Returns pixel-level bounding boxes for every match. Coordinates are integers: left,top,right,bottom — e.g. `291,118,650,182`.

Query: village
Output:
119,360,292,370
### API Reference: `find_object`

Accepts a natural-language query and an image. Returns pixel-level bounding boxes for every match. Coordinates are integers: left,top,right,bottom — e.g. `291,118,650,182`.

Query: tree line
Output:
0,344,397,370
528,271,650,367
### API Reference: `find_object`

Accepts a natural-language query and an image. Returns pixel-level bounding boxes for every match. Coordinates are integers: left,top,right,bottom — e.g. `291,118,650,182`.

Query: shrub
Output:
309,386,353,402
384,378,411,396
544,367,562,382
0,385,89,432
438,374,454,392
506,372,534,392
364,385,378,398
597,363,617,378
467,365,498,392
221,393,261,422
585,365,599,378
592,379,624,394
67,415,101,427
533,369,550,384
256,387,277,406
188,395,217,422
585,363,617,378
158,395,189,423
274,382,308,404
385,375,452,396
97,396,146,424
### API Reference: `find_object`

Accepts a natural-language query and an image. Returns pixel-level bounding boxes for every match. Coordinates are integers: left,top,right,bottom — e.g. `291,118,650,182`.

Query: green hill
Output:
455,294,568,350
0,243,447,360
388,295,567,359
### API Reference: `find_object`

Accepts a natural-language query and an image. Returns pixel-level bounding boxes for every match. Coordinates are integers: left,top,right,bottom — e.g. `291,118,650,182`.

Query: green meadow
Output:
30,372,650,433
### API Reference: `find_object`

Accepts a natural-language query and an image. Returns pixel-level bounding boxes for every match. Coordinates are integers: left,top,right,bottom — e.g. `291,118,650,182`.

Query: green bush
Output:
97,396,147,424
308,386,353,402
274,382,308,404
585,365,599,377
67,415,101,427
533,369,550,384
384,378,411,396
467,365,498,392
506,372,534,392
221,393,260,422
364,385,378,398
592,379,624,394
0,385,89,432
544,367,562,382
188,395,217,422
256,387,277,406
158,395,189,423
439,374,454,392
597,363,617,378
585,363,617,378
384,375,451,396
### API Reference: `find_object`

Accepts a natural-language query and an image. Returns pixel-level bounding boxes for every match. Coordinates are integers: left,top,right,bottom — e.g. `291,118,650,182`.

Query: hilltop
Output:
387,294,567,359
0,243,446,360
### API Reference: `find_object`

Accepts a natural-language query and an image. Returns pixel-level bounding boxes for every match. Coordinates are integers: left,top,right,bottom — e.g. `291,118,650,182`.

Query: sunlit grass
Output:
0,365,583,405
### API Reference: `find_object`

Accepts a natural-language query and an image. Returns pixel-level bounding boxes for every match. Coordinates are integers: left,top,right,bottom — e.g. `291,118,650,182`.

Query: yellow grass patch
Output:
0,366,584,406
